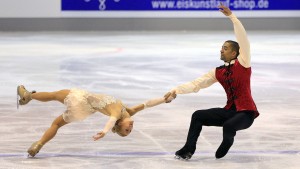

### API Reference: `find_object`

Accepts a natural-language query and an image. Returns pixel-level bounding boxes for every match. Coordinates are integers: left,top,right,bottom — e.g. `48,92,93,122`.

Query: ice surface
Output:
0,31,299,169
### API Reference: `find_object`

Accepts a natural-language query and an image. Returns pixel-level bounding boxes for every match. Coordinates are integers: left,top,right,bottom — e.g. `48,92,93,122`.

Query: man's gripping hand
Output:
218,2,232,16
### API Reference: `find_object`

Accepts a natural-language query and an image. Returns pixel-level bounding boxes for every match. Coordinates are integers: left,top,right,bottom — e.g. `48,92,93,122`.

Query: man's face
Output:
220,42,236,62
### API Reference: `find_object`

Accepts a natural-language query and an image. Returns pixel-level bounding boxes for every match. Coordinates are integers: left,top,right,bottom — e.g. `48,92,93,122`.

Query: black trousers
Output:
183,105,255,153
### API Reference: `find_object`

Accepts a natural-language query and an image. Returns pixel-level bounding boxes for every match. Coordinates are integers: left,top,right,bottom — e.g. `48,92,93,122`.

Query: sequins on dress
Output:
63,88,117,122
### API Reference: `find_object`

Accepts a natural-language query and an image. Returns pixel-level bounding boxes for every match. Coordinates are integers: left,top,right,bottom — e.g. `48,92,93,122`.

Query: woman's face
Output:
118,119,134,137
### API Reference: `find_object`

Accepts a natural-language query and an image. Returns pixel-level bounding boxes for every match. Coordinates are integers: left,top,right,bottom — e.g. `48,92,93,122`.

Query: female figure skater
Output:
17,85,170,157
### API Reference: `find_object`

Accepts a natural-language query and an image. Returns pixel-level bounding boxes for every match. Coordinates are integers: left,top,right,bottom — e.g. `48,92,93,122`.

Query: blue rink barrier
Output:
62,0,300,11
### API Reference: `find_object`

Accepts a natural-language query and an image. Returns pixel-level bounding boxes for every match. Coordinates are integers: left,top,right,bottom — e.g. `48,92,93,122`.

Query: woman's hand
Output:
93,131,106,141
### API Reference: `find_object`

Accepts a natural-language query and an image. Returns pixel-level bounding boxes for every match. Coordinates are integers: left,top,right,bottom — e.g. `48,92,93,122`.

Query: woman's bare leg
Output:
28,115,68,157
31,90,70,104
31,90,70,144
38,115,68,145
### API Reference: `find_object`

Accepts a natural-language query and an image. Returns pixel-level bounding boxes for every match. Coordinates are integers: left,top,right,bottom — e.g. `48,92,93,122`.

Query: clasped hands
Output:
164,90,177,103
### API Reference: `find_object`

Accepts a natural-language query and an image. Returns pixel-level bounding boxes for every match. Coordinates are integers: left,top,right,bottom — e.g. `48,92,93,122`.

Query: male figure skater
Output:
164,3,259,160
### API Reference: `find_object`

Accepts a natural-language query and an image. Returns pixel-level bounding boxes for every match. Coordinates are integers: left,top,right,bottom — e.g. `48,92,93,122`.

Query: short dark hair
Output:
226,40,240,58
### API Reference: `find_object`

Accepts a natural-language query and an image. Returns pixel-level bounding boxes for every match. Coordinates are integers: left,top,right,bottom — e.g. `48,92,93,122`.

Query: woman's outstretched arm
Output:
93,116,117,141
126,97,168,116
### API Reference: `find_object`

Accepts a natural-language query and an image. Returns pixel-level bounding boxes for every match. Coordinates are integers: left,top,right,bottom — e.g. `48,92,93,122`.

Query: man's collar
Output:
224,59,236,66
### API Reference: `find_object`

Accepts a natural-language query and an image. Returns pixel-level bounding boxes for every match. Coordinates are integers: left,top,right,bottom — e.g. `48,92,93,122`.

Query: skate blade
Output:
17,86,19,109
27,151,35,158
174,155,180,159
27,154,36,158
27,153,34,158
174,155,189,161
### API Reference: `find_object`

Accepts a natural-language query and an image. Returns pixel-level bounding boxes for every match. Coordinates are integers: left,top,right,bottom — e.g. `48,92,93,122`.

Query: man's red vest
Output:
215,60,259,118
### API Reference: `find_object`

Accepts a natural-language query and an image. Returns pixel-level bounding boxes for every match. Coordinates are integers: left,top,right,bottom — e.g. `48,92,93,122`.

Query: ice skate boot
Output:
17,85,36,108
27,141,43,157
215,138,234,159
174,146,194,160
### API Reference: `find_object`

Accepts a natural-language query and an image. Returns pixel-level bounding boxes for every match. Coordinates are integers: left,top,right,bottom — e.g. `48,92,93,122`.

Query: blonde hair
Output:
112,124,120,133
112,120,126,137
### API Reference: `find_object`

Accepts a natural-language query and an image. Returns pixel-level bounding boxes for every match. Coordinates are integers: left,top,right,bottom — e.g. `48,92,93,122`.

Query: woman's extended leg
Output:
17,85,70,105
27,115,68,157
31,89,70,104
